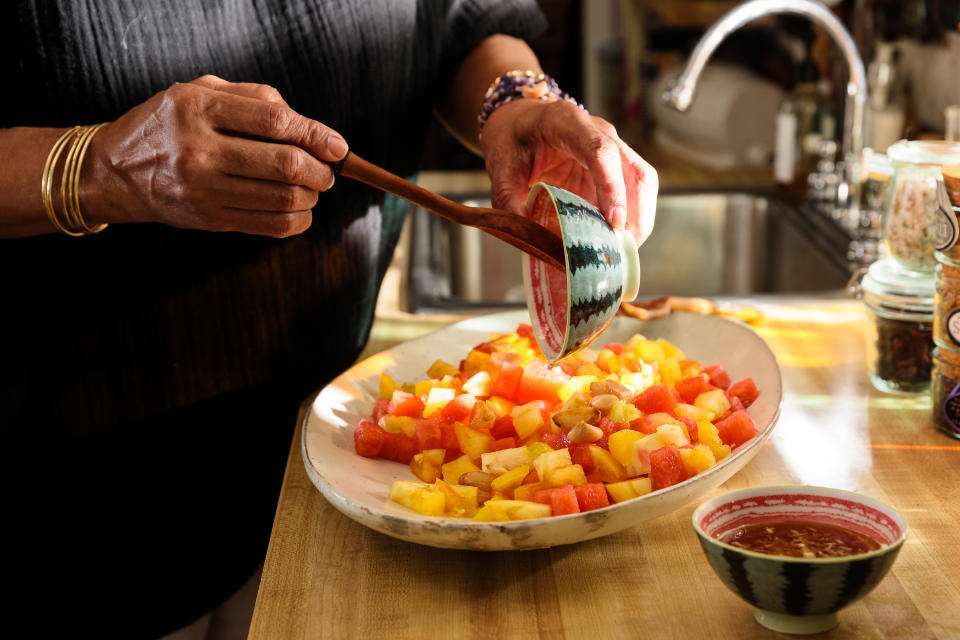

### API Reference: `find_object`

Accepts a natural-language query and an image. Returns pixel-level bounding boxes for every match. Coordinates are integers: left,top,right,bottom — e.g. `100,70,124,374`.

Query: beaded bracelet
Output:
477,70,586,135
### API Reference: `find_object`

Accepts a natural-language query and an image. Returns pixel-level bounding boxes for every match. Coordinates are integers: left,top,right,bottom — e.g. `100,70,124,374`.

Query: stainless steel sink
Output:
403,191,853,313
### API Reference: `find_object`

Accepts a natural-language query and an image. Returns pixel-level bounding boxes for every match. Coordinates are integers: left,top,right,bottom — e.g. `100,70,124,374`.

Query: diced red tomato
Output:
389,391,424,418
492,362,523,400
677,416,699,444
715,409,758,447
490,415,518,440
605,342,624,355
516,369,561,405
568,442,595,472
379,432,418,464
558,361,578,376
523,468,539,484
414,419,442,451
354,419,385,458
634,383,678,414
630,415,657,434
541,433,569,450
439,423,461,457
597,416,629,435
703,364,731,390
727,378,759,408
650,445,685,490
489,436,517,451
549,485,581,516
372,398,392,423
439,394,476,424
516,323,534,339
674,376,717,404
574,483,610,512
729,395,746,413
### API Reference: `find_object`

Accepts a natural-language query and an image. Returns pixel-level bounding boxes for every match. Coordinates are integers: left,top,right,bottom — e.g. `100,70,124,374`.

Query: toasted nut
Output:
552,405,598,431
470,400,496,431
567,422,604,443
459,471,496,491
589,393,620,412
605,380,633,400
589,380,610,396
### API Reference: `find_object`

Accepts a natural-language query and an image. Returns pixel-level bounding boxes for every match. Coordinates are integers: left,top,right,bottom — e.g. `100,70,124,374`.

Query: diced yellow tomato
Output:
379,373,400,400
433,479,478,517
607,400,641,425
557,375,598,403
657,338,685,361
511,401,544,439
655,424,689,447
679,444,717,478
605,477,653,503
679,359,703,378
524,441,554,461
697,420,732,461
454,423,494,461
532,447,572,481
608,429,644,467
636,339,666,363
462,349,497,377
544,464,587,487
462,371,493,397
659,358,683,387
380,414,416,438
410,449,445,483
647,412,681,428
490,464,530,494
695,389,731,417
414,379,437,398
575,361,605,377
588,445,627,482
473,500,551,522
389,480,445,516
514,481,551,502
626,433,662,477
427,359,460,380
597,349,622,373
423,387,456,418
485,395,515,418
673,403,714,423
441,455,480,485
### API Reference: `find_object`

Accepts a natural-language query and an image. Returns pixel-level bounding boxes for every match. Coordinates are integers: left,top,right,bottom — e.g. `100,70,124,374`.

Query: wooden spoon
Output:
333,151,565,270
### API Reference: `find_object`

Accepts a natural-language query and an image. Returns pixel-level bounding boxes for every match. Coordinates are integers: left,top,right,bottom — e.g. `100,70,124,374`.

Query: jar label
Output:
936,178,960,251
948,309,960,346
942,379,960,435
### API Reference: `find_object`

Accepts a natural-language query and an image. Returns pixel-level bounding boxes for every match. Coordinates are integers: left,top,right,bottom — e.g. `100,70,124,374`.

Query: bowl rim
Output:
691,484,908,563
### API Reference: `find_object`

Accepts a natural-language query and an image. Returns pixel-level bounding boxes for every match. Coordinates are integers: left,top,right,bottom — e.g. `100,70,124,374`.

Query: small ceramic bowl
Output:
692,485,907,635
522,182,641,361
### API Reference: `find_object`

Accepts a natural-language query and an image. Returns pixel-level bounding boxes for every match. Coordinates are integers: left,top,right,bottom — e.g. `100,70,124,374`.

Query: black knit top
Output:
0,1,545,636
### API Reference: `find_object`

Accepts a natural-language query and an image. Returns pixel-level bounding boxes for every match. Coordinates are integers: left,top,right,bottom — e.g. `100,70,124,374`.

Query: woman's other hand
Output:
84,75,347,237
479,98,657,247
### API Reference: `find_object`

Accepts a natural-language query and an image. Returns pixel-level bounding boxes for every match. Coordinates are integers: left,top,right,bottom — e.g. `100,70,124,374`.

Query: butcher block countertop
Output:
249,298,960,639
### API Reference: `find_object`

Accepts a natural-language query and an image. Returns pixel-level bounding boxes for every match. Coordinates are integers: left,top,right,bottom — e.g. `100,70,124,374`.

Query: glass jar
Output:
854,258,935,394
934,259,960,349
931,346,960,439
882,140,960,273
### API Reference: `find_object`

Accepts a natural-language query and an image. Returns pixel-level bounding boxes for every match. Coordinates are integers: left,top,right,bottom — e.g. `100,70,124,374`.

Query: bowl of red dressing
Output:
692,485,907,635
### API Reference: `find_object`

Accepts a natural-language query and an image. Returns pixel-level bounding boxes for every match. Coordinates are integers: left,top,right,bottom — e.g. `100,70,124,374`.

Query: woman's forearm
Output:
435,34,542,155
0,127,74,238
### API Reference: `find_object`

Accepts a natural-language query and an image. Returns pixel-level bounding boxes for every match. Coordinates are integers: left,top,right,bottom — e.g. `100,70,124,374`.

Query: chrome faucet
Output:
663,0,867,221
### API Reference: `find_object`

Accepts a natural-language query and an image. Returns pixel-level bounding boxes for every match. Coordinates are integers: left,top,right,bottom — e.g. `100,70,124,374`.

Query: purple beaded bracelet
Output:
477,70,586,135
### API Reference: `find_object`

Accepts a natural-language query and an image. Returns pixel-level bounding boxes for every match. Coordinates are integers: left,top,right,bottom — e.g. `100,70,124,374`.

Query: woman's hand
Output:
84,75,347,237
479,98,657,247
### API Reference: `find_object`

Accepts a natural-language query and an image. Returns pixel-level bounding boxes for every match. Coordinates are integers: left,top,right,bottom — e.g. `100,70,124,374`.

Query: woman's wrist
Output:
477,70,586,136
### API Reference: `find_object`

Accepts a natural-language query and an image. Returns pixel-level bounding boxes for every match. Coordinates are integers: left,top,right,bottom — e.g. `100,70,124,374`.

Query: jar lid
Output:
861,258,935,317
886,140,960,167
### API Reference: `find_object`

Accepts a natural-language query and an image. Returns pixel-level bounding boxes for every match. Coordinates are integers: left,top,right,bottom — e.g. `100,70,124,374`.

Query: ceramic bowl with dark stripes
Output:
522,183,641,361
692,485,907,635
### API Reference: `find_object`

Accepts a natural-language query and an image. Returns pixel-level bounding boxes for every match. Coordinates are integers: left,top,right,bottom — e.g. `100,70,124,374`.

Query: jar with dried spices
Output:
931,346,960,439
854,258,935,394
882,141,960,272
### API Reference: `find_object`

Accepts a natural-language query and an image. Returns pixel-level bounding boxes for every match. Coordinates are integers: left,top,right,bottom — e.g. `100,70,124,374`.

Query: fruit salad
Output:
353,324,760,522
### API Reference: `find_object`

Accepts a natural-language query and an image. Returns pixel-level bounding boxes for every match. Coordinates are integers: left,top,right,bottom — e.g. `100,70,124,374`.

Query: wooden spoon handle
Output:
334,151,565,270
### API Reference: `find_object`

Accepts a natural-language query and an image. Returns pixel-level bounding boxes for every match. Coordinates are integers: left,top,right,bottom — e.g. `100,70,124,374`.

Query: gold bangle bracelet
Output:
41,126,84,237
62,123,108,235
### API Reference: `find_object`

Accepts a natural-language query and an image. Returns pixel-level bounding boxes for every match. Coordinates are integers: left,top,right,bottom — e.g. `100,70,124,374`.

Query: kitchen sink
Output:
403,190,854,313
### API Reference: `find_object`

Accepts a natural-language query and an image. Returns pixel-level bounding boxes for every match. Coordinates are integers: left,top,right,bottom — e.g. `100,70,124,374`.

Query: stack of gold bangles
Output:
41,123,109,236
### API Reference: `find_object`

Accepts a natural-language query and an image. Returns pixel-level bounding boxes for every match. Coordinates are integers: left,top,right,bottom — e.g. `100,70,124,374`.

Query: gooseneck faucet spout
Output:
664,0,867,210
